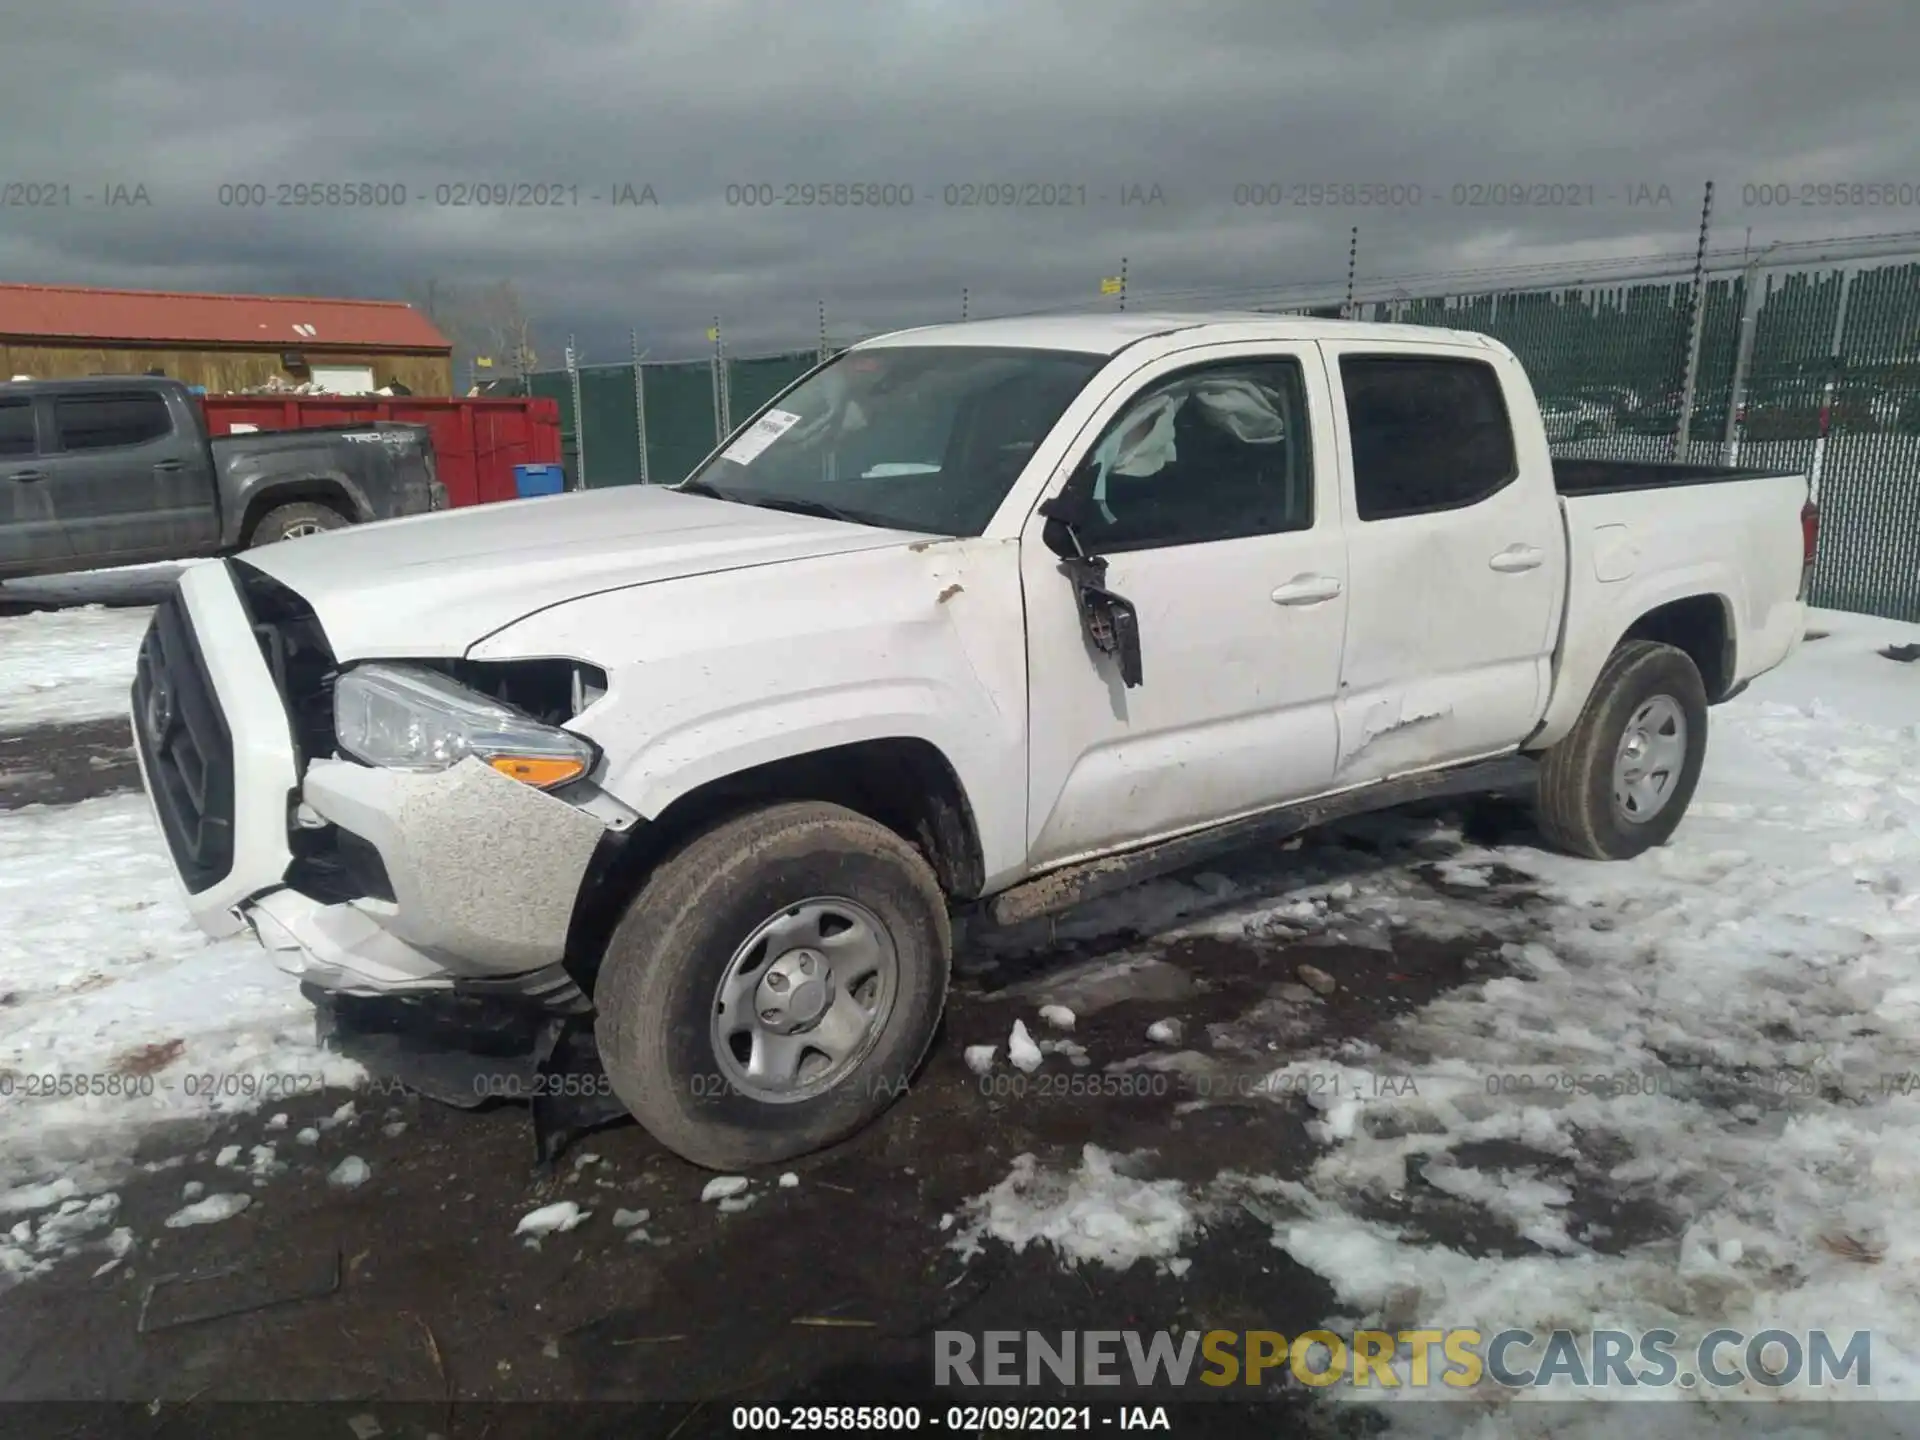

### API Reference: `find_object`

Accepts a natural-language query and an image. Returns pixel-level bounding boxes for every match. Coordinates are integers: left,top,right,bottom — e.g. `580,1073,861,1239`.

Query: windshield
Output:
680,346,1107,536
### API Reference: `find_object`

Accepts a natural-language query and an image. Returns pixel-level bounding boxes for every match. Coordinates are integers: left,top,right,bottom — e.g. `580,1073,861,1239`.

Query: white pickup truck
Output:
132,314,1815,1169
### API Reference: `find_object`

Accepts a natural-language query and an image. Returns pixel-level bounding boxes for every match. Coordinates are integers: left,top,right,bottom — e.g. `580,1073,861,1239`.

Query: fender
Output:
467,537,1034,886
1531,561,1740,750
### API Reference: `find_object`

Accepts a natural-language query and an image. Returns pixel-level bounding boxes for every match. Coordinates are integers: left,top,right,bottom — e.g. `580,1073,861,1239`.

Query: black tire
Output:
247,502,349,546
1534,640,1709,860
593,801,952,1170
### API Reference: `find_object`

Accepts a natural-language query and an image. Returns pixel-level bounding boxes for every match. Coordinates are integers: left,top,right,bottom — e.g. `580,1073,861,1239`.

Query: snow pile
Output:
0,793,364,1196
950,1145,1202,1270
165,1193,251,1228
515,1201,589,1239
0,605,156,728
0,1192,123,1287
1007,1020,1044,1073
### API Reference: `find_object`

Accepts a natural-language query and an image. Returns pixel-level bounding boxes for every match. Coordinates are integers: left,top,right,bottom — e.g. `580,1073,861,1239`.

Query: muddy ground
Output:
0,729,1664,1437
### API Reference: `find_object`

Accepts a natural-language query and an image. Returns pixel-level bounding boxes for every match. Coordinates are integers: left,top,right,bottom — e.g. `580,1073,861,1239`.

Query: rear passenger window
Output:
53,392,173,451
1340,357,1518,521
0,400,34,458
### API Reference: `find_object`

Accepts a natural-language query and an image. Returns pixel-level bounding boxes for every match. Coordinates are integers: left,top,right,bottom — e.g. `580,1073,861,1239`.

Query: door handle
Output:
1489,544,1545,573
8,469,46,483
153,459,183,472
1271,574,1343,605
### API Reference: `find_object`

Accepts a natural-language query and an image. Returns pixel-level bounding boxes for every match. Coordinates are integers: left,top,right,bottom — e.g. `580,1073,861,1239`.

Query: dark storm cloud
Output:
3,0,1918,363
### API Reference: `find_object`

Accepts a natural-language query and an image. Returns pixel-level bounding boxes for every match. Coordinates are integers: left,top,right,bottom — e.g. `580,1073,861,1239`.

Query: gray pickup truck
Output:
0,376,447,582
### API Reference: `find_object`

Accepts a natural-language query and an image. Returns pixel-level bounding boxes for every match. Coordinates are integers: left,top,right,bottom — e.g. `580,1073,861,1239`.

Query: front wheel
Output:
1534,640,1709,860
593,801,952,1170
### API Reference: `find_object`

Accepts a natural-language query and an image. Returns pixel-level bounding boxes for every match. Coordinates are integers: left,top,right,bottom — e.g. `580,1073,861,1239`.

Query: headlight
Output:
333,663,596,789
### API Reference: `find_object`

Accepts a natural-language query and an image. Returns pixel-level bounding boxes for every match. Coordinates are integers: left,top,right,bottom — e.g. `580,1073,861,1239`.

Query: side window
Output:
1073,360,1313,551
52,393,174,452
1340,356,1518,522
0,399,35,459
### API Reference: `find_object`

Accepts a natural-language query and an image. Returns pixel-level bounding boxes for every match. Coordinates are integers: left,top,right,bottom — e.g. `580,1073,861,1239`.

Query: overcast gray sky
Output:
4,0,1919,367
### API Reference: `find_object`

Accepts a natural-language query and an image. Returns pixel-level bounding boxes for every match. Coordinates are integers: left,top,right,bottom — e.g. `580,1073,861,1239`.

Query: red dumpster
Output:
200,395,562,508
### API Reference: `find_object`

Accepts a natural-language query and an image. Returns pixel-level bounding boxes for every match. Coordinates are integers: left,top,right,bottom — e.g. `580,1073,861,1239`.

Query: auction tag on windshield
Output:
721,408,801,466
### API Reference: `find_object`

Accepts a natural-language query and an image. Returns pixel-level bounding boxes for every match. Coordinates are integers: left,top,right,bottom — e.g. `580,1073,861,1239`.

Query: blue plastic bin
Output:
513,463,566,498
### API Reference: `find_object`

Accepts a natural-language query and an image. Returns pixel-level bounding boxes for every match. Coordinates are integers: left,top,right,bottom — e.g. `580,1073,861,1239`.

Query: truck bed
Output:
1551,458,1800,495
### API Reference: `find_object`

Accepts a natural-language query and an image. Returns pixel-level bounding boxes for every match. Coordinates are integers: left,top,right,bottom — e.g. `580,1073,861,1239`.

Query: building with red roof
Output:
0,283,454,395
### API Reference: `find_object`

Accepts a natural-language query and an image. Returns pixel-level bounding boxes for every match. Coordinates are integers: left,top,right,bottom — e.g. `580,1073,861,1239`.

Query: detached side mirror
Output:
1038,488,1088,559
1077,582,1143,689
1038,486,1142,689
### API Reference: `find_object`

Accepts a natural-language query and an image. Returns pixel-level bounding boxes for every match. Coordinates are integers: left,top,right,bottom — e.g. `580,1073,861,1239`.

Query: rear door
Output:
1022,344,1348,866
0,394,69,575
47,389,220,565
1320,342,1565,784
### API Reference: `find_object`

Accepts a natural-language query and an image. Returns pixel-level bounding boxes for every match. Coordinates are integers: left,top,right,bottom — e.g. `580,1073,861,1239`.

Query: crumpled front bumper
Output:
247,755,614,997
142,560,623,1001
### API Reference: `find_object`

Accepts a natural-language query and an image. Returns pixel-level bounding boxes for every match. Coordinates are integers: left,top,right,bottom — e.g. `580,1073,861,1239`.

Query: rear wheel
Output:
593,801,951,1170
1534,640,1708,860
248,502,348,546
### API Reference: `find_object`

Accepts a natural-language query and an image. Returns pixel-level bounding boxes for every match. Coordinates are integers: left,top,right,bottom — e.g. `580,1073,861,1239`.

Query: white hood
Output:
237,486,922,659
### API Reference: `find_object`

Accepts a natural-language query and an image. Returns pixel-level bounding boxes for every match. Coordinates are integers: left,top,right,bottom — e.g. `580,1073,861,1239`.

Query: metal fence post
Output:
632,330,650,485
1343,226,1359,319
1721,256,1766,466
1673,181,1716,460
565,335,585,491
709,318,726,445
1808,268,1854,506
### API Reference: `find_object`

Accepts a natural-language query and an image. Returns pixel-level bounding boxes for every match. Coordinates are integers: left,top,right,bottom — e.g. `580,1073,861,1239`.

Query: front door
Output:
1022,346,1349,867
1321,343,1565,784
0,394,68,576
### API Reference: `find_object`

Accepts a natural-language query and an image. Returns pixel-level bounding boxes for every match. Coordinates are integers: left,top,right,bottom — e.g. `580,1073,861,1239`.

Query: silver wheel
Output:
1611,694,1687,824
281,521,325,539
710,896,899,1104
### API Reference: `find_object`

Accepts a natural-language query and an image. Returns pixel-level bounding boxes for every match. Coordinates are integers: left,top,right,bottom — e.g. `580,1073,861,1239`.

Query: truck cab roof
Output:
0,374,198,399
853,312,1500,356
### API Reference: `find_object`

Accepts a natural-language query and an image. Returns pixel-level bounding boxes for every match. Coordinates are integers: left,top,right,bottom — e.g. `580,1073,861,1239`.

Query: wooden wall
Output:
0,342,454,396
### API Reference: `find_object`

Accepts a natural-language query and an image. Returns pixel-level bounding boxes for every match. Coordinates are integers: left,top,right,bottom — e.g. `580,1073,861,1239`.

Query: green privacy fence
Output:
531,350,818,490
1345,260,1920,621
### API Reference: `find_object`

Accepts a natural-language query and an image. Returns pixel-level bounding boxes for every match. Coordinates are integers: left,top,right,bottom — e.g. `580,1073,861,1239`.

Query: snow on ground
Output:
0,792,362,1261
0,561,199,728
953,611,1920,1414
950,1145,1203,1272
0,605,155,729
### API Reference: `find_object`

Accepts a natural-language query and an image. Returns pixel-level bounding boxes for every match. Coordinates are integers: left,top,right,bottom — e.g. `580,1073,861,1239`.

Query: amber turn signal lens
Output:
486,755,587,788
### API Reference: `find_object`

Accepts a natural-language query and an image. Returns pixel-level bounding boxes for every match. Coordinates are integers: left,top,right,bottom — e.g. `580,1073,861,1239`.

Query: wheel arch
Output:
1530,579,1741,751
238,478,366,543
563,735,984,993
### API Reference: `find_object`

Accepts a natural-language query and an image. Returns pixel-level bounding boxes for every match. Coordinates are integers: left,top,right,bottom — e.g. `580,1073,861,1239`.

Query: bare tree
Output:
408,278,540,391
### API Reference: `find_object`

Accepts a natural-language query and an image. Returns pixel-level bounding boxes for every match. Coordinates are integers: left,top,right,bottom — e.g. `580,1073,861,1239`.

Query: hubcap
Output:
283,521,324,538
1611,694,1688,825
710,897,898,1104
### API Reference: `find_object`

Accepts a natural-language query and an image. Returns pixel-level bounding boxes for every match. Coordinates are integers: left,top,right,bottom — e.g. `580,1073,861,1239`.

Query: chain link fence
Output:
526,255,1920,621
